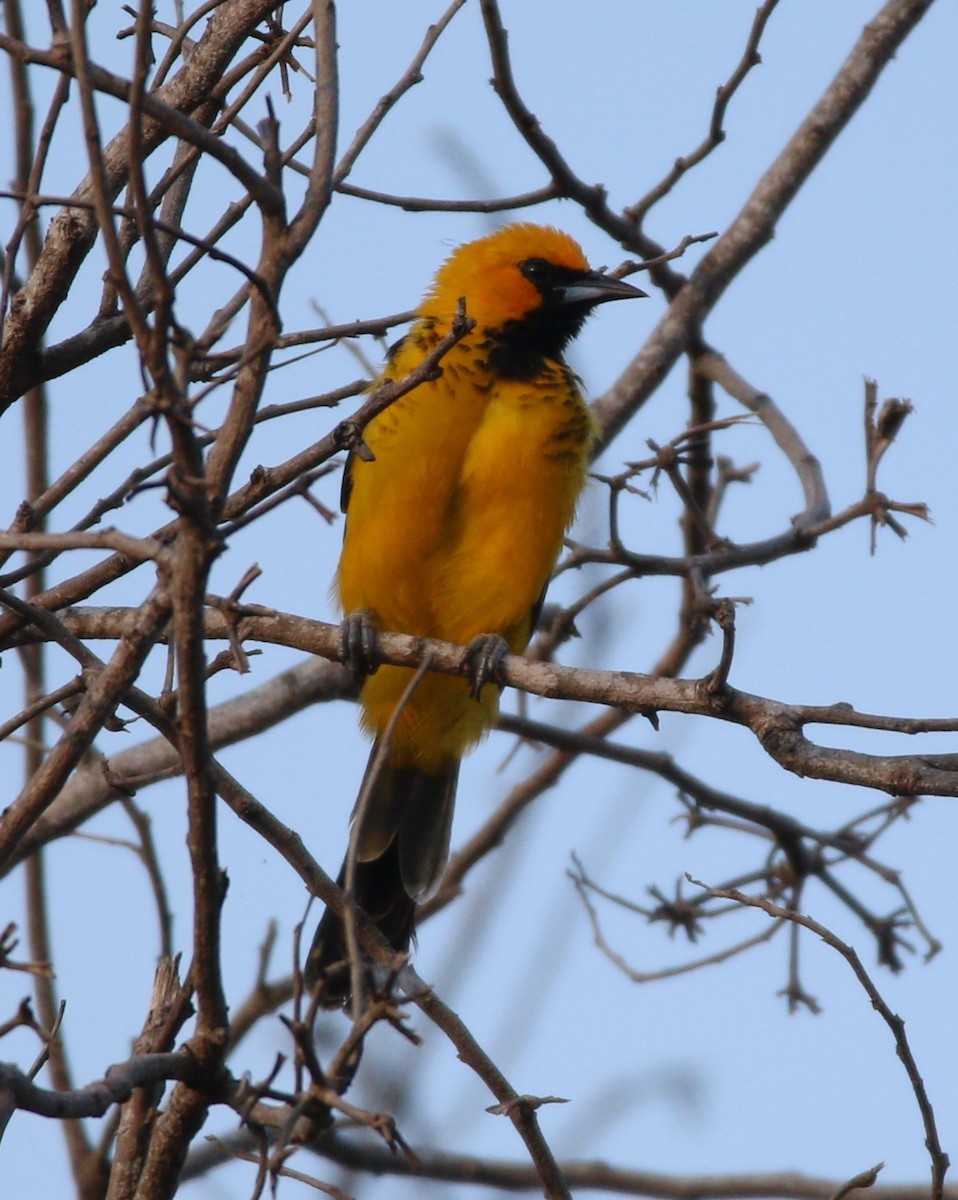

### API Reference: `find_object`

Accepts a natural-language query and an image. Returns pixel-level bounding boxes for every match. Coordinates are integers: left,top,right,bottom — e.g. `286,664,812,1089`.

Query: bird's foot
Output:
341,609,379,679
465,633,510,700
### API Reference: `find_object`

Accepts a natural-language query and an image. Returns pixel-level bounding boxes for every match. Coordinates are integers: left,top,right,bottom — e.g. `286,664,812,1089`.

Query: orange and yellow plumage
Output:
308,224,644,1001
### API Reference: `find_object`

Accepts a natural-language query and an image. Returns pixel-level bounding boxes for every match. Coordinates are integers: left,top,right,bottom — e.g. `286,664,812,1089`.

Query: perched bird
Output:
307,223,645,1003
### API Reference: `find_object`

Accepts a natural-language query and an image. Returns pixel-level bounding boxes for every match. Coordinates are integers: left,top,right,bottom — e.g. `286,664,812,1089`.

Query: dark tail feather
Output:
305,749,458,1007
304,842,418,1005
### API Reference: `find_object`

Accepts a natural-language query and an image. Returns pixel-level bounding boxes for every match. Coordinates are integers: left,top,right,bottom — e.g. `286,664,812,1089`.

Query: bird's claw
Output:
341,609,379,679
465,633,509,701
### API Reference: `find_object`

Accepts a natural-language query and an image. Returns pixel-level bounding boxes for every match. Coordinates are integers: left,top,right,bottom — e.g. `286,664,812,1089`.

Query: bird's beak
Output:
559,270,647,306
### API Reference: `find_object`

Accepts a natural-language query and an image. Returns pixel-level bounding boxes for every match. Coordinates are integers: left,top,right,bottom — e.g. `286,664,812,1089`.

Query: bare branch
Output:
23,606,958,797
695,882,950,1200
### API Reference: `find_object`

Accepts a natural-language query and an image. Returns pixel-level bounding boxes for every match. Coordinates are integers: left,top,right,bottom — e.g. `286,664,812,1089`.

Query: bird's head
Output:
421,224,646,367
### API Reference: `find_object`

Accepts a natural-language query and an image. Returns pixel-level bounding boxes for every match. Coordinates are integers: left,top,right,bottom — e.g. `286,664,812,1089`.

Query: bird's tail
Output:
305,743,458,1007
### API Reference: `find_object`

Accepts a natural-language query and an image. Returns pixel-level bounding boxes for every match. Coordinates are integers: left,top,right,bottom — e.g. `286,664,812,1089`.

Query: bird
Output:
306,223,646,1004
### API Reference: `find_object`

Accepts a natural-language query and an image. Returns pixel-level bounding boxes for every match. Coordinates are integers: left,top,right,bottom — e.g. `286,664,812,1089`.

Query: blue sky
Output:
1,2,956,1196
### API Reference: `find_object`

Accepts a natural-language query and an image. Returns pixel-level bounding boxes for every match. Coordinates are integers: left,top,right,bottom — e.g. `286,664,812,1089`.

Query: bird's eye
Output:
519,257,554,285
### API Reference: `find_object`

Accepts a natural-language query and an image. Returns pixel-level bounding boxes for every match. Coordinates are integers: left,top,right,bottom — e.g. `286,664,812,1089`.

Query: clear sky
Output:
1,2,956,1197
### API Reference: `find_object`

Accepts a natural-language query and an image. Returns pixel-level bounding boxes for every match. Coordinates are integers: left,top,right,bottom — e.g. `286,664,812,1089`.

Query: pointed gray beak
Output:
559,271,647,306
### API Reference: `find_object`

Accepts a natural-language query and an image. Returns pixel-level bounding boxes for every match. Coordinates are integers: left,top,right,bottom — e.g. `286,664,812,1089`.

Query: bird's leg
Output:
465,633,510,700
341,609,380,679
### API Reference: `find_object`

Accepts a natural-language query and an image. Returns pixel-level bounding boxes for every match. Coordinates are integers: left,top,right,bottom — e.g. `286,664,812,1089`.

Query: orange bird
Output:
307,224,645,1002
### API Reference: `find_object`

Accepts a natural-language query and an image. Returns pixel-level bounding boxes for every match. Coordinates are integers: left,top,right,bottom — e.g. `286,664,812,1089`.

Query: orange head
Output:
420,223,645,362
